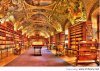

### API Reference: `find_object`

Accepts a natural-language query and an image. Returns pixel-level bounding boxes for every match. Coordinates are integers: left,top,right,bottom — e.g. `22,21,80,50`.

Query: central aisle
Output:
5,47,71,66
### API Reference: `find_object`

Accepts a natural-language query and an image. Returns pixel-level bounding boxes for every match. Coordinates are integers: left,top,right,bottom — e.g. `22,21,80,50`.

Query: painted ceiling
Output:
25,0,54,6
0,0,87,38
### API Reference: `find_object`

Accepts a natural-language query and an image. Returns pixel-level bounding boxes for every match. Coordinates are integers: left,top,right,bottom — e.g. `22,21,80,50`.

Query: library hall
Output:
0,0,100,67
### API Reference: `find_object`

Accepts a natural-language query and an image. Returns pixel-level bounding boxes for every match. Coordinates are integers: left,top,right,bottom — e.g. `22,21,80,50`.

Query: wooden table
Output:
33,45,43,56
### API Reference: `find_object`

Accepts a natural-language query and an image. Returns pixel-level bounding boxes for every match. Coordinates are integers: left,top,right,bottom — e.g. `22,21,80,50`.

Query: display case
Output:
75,41,99,66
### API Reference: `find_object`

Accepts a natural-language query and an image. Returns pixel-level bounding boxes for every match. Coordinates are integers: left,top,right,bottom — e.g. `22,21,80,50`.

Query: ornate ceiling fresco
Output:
25,0,54,6
0,0,87,38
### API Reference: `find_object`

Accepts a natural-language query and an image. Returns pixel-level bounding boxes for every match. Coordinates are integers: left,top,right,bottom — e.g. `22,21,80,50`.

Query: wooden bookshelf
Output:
14,30,23,51
22,35,29,49
59,32,65,45
68,22,93,50
0,22,29,58
50,35,56,50
55,32,65,56
0,22,14,59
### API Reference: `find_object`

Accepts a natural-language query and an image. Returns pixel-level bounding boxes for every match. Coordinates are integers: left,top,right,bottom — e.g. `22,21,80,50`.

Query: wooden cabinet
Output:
75,41,99,66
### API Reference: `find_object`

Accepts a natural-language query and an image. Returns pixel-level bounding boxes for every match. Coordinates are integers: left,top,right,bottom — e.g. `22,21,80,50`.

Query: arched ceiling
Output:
25,0,54,6
0,0,88,38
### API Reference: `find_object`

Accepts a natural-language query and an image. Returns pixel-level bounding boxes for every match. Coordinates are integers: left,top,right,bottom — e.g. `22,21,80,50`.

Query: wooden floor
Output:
51,50,99,66
0,49,26,66
5,47,71,66
0,47,98,67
